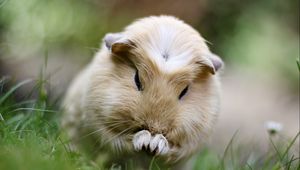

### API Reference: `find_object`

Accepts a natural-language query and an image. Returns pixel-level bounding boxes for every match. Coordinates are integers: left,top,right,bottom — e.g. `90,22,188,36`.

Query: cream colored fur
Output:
62,15,222,169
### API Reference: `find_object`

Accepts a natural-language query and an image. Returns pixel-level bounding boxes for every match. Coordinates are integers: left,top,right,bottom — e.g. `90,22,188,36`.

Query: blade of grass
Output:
281,132,300,159
0,0,9,8
149,156,157,170
230,136,236,169
0,113,4,121
0,79,32,105
1,100,36,111
246,162,253,170
220,130,239,170
0,76,10,87
284,155,298,170
5,108,57,115
269,136,282,161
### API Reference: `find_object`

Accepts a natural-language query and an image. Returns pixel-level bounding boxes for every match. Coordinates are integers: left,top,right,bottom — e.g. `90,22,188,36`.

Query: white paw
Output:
133,130,169,155
149,134,169,155
132,130,151,151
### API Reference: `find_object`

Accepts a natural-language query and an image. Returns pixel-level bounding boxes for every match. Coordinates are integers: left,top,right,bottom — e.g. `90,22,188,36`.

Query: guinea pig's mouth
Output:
132,126,146,134
131,125,168,136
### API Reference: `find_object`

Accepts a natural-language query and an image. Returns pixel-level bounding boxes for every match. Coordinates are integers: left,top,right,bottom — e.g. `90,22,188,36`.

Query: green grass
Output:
0,77,299,170
297,59,300,72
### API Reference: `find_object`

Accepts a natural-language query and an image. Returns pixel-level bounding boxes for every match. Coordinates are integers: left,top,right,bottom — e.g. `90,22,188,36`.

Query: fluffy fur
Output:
62,15,223,169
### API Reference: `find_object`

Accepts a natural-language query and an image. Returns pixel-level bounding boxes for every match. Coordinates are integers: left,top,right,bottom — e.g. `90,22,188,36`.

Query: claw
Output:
132,130,151,151
150,134,169,155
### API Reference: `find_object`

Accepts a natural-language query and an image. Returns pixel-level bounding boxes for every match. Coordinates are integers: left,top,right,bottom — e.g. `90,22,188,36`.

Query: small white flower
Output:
264,121,283,135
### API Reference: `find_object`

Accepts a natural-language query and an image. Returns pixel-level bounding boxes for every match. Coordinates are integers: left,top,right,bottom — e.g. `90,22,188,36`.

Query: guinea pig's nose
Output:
147,125,164,135
133,122,164,135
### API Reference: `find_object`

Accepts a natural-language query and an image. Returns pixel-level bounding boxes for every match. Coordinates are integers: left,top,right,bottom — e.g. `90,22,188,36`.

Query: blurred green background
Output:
0,0,298,91
0,0,299,169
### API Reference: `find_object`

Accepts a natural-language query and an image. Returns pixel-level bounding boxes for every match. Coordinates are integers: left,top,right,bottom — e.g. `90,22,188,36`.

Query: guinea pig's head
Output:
85,16,223,162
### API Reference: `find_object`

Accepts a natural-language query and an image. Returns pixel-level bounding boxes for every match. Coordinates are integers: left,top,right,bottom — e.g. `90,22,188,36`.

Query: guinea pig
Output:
62,15,223,169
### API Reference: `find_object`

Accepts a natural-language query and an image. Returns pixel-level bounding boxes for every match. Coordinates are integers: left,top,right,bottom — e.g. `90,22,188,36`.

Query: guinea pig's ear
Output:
198,53,223,74
104,33,135,56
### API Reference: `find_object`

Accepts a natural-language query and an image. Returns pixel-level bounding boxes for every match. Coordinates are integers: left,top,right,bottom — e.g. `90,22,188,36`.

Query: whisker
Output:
104,126,132,144
80,120,129,140
88,125,131,155
80,121,129,129
83,120,129,125
85,116,131,122
79,127,106,139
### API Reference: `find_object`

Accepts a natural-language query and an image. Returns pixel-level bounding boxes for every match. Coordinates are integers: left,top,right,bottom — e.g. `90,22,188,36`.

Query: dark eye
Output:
179,86,189,99
134,70,142,91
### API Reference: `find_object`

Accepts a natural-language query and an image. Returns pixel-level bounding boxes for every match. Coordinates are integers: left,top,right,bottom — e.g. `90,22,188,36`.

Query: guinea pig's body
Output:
62,16,223,169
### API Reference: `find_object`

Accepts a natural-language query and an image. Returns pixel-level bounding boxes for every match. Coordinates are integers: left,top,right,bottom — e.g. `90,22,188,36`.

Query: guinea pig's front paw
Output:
133,130,152,151
133,131,169,155
149,134,169,155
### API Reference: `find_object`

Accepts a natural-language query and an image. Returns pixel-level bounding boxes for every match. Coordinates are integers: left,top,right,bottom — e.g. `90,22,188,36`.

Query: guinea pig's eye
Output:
134,70,142,91
179,85,189,99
